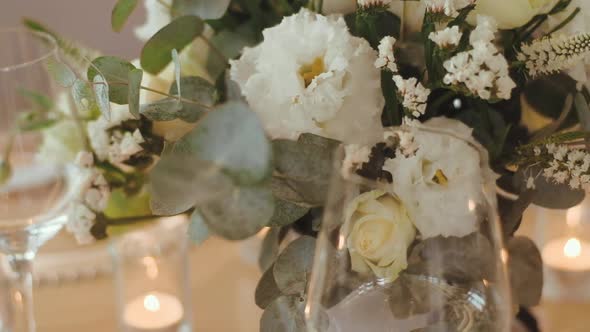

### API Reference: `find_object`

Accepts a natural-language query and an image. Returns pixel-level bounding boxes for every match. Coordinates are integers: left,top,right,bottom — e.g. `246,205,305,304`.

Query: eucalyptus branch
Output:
548,7,581,35
198,35,229,65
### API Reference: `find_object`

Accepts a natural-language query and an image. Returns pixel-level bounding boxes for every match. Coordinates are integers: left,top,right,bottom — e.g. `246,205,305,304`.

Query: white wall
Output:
1,0,146,59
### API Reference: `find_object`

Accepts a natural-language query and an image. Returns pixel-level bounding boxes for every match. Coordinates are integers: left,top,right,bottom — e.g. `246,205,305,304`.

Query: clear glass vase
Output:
305,125,512,332
109,216,193,332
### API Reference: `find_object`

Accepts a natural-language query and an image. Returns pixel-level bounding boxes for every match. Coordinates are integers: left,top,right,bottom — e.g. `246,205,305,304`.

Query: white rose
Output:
230,9,385,145
470,0,555,30
384,117,496,239
345,190,416,281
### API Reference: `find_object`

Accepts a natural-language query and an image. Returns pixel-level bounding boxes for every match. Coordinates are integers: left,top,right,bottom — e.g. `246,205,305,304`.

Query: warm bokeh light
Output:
564,238,582,258
566,206,582,227
142,256,159,280
143,294,161,313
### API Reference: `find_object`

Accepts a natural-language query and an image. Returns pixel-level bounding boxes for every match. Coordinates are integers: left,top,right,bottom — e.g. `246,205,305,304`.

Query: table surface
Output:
31,236,590,332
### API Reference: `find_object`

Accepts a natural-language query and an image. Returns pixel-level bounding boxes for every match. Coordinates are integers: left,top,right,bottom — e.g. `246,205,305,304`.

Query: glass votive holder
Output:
531,195,590,301
109,216,192,332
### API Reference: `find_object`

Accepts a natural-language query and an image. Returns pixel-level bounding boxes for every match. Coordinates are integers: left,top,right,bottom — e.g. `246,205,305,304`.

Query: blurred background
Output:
2,0,143,59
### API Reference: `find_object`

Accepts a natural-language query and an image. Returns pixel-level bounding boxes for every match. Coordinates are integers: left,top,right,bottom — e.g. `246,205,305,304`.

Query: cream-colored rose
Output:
345,190,416,282
470,0,555,30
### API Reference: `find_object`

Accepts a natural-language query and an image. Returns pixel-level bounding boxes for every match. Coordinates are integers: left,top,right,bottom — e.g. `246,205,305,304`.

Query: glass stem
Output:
7,252,36,332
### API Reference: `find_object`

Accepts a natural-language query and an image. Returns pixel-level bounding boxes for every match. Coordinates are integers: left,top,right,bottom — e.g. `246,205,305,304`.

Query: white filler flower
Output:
384,117,492,239
230,9,385,144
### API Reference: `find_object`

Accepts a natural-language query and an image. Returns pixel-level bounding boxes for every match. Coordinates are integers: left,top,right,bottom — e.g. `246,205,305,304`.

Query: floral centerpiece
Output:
13,0,590,330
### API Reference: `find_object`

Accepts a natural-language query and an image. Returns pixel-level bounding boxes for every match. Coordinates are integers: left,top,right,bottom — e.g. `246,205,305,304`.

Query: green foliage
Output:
111,0,139,32
0,159,11,187
513,168,585,209
260,296,308,332
140,16,205,74
45,56,76,88
104,188,152,219
71,79,100,119
256,264,282,309
88,56,137,105
272,134,340,206
273,236,316,295
141,98,183,121
189,210,210,245
128,68,143,118
92,75,111,119
172,0,231,19
169,76,218,122
523,74,579,129
199,185,275,240
259,228,281,271
346,5,401,48
181,101,271,185
206,26,257,80
16,112,57,132
268,199,309,227
507,237,543,307
18,88,53,111
381,70,403,126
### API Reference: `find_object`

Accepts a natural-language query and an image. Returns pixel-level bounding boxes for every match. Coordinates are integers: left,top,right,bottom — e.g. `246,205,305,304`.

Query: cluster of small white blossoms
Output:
429,26,463,48
517,33,590,77
443,15,516,100
375,36,431,118
66,152,111,244
375,36,398,72
423,0,475,17
384,128,419,157
357,0,392,8
87,106,145,165
529,143,590,190
392,76,431,117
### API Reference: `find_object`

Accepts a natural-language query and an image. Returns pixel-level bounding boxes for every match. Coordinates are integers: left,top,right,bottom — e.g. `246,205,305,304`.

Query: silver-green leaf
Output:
181,101,271,185
255,264,283,309
45,57,76,87
259,227,281,271
273,236,316,295
198,185,275,240
87,56,137,104
507,236,543,307
140,98,183,121
268,199,309,227
169,76,217,123
93,75,111,119
128,68,143,118
189,209,210,245
71,79,99,117
260,296,307,332
140,15,204,74
111,0,139,32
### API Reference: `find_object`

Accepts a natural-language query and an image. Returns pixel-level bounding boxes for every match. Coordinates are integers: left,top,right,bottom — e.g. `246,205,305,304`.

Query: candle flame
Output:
564,238,582,258
143,294,161,313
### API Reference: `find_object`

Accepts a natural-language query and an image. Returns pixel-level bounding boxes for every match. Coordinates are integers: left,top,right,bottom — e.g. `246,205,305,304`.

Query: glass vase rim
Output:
0,27,59,73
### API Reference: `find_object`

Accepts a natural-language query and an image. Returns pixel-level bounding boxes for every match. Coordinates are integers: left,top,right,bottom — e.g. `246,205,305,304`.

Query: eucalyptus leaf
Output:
128,68,143,118
268,199,309,227
408,233,495,282
149,145,233,215
87,56,137,104
140,98,183,121
507,236,543,307
71,79,99,116
206,27,257,80
273,236,316,295
140,15,205,74
272,134,340,205
17,111,58,132
181,101,271,185
111,0,139,32
199,185,275,240
44,56,76,87
18,88,53,111
255,264,282,309
260,296,307,332
259,227,281,271
169,76,217,123
189,209,210,245
93,75,111,119
171,0,231,19
171,49,181,95
514,168,585,209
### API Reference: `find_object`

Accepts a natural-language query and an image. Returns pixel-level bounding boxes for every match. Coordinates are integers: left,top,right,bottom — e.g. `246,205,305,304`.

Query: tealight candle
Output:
542,237,590,272
124,291,184,332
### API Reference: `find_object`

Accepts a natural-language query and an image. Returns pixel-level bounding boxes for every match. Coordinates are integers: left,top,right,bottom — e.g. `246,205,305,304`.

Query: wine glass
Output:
305,125,512,332
0,28,83,332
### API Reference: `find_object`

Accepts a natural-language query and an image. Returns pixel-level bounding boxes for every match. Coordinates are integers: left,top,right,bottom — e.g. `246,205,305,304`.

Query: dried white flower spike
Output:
517,33,590,77
375,36,398,72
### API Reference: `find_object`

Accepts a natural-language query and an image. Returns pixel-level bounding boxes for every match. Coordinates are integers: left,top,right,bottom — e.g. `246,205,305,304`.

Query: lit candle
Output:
124,292,184,332
542,237,590,272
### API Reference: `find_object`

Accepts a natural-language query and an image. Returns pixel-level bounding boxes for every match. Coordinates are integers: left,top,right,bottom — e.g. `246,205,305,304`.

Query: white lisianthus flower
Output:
345,190,416,281
384,117,496,239
470,0,555,30
230,9,385,144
